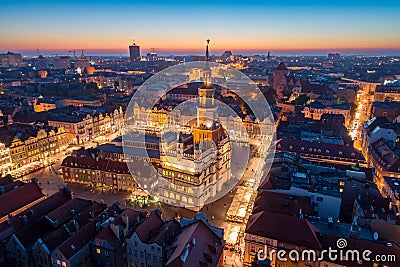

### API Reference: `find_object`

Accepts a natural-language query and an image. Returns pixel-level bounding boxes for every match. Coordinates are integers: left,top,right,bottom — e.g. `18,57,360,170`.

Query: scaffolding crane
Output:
68,50,77,58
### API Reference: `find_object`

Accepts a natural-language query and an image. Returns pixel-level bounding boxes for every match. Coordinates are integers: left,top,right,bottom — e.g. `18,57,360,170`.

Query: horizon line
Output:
2,47,400,57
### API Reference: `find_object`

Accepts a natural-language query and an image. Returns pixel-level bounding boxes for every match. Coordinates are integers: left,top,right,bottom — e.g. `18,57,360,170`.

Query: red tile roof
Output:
148,219,180,245
0,188,71,241
46,198,93,226
166,220,224,267
246,211,322,250
62,156,130,174
253,190,314,217
369,139,400,172
134,210,163,243
277,138,365,161
56,204,121,260
95,208,146,247
0,181,45,220
56,219,98,260
43,202,107,252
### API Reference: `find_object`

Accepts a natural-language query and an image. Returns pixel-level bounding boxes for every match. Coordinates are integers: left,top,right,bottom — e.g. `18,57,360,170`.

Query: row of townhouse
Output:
0,126,68,171
0,180,225,267
48,106,124,145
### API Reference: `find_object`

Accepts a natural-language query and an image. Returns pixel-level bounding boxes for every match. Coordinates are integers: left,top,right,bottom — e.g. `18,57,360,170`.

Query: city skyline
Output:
1,0,400,55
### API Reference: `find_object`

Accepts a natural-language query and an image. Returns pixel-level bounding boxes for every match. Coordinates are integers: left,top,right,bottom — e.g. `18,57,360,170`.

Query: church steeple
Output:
203,39,212,88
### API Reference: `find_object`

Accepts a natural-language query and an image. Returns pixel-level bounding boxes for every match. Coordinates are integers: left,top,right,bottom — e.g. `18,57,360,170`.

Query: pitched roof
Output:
46,198,93,226
95,209,146,247
56,219,98,259
0,188,71,241
253,190,314,217
43,202,107,252
148,219,180,245
165,220,224,267
55,204,119,260
62,156,130,174
369,138,400,172
245,211,322,250
0,181,44,220
277,138,365,161
134,210,163,243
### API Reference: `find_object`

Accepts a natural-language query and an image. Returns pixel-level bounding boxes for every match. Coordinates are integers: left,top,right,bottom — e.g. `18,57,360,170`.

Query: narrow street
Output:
349,84,375,150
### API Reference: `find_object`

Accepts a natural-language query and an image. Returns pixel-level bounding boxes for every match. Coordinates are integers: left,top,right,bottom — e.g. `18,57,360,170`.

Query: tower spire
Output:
206,39,210,61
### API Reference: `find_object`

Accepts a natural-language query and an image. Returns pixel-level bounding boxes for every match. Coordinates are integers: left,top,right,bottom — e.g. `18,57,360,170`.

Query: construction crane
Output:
68,50,77,58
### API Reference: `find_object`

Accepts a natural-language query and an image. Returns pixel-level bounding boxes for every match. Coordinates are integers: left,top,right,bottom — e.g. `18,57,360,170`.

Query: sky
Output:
1,0,400,56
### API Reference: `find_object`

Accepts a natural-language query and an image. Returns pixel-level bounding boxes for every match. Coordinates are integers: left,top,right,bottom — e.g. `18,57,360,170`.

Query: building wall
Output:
6,234,29,267
91,240,125,267
0,142,12,176
62,166,137,192
244,232,319,267
125,233,163,267
269,188,341,221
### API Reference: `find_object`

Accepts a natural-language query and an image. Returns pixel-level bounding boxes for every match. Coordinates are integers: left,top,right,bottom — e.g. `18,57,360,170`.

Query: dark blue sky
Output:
1,0,399,55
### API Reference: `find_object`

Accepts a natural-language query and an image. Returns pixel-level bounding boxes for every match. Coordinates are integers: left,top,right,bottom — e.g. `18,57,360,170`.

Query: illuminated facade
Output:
158,41,231,210
0,142,12,176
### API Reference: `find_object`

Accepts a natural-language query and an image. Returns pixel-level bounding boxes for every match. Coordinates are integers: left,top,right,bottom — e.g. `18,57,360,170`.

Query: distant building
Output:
220,50,232,62
374,85,400,102
327,52,340,60
33,98,57,112
273,62,290,100
53,56,70,69
0,52,23,67
129,42,141,62
302,102,351,122
146,50,158,61
73,53,90,73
